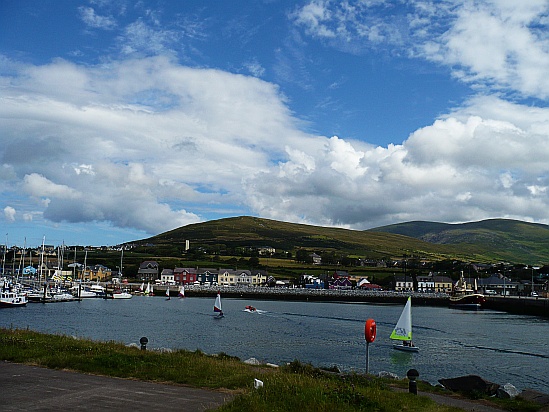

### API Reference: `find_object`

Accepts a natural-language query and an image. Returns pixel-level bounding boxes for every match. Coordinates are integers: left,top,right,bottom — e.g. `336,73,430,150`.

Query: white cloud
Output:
2,54,549,237
23,174,81,200
0,56,306,234
422,1,549,98
244,92,549,228
118,20,181,56
244,60,266,77
293,1,549,98
4,206,16,222
78,6,117,30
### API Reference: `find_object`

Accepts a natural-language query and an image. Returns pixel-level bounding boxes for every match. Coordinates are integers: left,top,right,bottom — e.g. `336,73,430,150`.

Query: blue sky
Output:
2,0,549,248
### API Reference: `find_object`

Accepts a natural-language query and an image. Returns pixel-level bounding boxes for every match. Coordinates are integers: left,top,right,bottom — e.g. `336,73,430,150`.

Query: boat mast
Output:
72,246,76,280
119,248,123,278
18,237,26,280
39,236,45,283
83,250,87,281
2,233,6,277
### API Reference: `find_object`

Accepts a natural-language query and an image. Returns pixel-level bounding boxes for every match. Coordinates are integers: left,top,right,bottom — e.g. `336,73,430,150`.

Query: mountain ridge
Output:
138,216,549,264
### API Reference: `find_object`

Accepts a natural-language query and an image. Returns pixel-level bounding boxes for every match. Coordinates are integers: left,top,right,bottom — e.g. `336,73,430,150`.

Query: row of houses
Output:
159,267,269,287
394,272,546,295
136,261,269,287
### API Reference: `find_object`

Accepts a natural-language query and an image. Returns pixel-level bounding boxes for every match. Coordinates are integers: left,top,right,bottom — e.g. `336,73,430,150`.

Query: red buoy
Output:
365,318,376,343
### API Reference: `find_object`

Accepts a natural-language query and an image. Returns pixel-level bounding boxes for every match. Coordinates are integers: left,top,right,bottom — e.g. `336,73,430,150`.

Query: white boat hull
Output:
393,343,419,352
112,292,132,299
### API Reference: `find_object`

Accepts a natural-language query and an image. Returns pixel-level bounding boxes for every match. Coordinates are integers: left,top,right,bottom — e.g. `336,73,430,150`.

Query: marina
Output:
1,293,548,394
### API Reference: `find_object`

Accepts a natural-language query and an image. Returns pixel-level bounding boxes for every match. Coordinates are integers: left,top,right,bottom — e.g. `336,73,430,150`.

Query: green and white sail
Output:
390,296,413,341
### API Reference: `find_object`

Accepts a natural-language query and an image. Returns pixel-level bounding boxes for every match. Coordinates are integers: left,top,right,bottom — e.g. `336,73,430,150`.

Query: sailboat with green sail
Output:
390,296,419,352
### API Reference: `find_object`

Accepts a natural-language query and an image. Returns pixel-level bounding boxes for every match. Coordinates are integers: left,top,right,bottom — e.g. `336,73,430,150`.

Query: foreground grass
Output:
0,328,539,411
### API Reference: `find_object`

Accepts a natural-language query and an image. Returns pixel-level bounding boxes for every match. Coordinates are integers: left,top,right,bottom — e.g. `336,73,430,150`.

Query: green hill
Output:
371,218,549,264
136,216,549,264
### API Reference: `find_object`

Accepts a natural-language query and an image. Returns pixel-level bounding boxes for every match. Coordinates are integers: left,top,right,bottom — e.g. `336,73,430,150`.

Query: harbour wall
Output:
483,295,549,317
140,284,549,317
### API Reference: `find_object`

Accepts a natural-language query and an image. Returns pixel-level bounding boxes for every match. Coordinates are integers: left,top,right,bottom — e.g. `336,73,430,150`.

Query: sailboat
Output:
390,296,419,352
144,283,151,296
213,291,224,318
166,286,170,300
178,285,185,298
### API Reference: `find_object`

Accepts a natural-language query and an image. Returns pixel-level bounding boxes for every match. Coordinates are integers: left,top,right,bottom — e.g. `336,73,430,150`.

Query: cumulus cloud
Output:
244,93,549,228
0,12,549,241
0,56,307,235
4,206,16,222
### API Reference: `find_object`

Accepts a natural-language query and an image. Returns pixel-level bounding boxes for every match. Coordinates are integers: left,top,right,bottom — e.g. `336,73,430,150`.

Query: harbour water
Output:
1,296,548,393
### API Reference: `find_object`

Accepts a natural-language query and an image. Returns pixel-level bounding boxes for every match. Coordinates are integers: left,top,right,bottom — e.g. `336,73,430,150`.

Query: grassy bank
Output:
0,328,539,411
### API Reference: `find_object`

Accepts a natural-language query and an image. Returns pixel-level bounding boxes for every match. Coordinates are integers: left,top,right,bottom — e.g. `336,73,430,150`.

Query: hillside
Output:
371,218,549,264
136,216,549,264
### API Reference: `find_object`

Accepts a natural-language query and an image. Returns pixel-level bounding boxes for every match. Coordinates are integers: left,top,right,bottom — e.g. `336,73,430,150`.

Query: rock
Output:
438,375,500,396
377,371,399,380
244,357,261,365
519,389,549,407
154,347,173,353
497,383,520,399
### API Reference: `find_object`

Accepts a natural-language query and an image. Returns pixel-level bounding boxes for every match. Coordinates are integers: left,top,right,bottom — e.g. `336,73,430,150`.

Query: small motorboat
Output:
244,305,256,312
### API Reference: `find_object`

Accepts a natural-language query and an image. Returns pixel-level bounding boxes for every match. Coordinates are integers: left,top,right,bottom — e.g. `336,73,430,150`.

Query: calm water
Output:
1,296,548,393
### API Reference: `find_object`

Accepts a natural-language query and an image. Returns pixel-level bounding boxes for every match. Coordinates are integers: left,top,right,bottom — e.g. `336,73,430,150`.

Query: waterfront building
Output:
393,275,414,292
160,268,174,284
417,275,435,292
251,270,268,286
138,261,159,281
83,264,111,282
174,267,197,285
196,268,218,285
433,275,453,293
477,274,518,296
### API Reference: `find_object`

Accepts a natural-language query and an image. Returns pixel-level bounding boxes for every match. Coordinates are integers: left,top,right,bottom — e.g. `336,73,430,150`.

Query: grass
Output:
0,327,541,411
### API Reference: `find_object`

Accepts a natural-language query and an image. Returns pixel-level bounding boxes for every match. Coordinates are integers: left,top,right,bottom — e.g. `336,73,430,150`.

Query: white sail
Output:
145,283,151,295
390,296,413,341
178,286,185,298
214,292,223,315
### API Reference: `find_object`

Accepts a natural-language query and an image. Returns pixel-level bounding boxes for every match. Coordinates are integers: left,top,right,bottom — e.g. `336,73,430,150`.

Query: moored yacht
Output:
0,284,28,308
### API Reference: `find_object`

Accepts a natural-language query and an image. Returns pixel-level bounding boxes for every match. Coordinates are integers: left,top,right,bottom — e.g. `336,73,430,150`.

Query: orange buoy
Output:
365,318,376,343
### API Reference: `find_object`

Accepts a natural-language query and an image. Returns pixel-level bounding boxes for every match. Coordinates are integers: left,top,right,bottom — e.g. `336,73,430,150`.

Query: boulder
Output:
244,357,261,365
438,375,500,396
497,383,520,399
519,389,549,407
377,371,399,380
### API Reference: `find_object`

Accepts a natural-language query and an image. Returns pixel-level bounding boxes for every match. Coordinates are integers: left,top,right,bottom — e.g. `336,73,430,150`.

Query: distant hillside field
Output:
136,216,549,264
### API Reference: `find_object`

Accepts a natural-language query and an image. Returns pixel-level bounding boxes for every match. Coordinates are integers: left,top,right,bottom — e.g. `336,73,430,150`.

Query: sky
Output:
2,0,549,248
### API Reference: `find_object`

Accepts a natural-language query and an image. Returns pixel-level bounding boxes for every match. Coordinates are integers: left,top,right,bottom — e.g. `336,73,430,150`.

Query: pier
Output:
484,295,549,317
